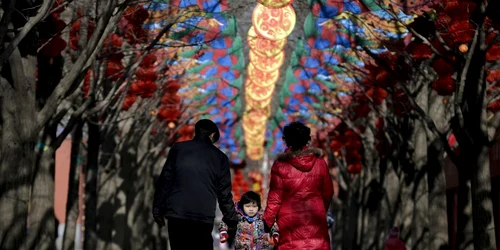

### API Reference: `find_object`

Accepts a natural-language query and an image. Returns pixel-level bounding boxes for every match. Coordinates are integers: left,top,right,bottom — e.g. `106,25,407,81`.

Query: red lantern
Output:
486,44,500,62
347,163,362,174
375,70,397,87
432,75,455,96
124,6,150,25
161,93,181,105
487,69,500,83
345,139,362,151
346,151,362,163
177,135,192,142
129,83,140,95
104,33,123,51
105,60,124,81
432,58,454,76
122,95,137,110
143,81,158,92
164,80,181,93
406,41,432,60
449,20,475,44
329,139,343,152
234,173,243,182
157,106,181,121
366,87,388,105
140,53,157,68
136,68,157,81
39,37,67,57
178,125,195,137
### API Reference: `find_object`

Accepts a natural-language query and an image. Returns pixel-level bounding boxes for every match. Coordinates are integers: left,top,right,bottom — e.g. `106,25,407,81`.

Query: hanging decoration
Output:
243,1,296,160
147,0,245,163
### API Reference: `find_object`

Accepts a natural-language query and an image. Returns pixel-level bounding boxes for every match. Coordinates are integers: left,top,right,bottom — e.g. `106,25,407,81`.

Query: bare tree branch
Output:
36,0,127,130
0,0,55,68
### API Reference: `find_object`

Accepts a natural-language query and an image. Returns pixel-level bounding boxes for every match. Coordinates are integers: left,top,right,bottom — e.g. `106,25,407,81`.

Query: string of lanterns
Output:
243,0,296,160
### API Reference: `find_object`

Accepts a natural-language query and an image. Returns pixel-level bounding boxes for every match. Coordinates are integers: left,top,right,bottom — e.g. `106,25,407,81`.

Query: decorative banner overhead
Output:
245,79,276,101
257,0,294,8
246,146,265,161
249,49,285,72
245,92,273,109
252,3,296,41
378,0,432,14
146,0,245,164
247,63,280,87
247,26,287,57
243,1,296,160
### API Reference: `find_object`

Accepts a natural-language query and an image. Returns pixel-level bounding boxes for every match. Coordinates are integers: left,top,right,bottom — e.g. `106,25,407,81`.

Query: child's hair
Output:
238,191,262,211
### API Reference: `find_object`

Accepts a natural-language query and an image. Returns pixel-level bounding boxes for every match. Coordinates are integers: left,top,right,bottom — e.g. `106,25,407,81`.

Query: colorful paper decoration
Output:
252,3,296,41
247,64,280,87
257,0,294,8
247,26,287,57
242,1,296,160
245,79,276,101
249,50,286,72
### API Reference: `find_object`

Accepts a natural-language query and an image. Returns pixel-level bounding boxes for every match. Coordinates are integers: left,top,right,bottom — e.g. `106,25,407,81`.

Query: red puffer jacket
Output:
264,147,334,250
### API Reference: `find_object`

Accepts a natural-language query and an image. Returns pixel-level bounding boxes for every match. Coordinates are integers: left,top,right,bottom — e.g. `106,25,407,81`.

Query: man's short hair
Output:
195,119,220,142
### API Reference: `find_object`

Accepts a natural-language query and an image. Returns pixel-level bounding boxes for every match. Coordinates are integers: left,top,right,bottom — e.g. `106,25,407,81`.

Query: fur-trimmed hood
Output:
276,147,323,172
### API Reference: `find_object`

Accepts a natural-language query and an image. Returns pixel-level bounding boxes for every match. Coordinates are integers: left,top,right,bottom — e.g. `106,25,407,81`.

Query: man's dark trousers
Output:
167,217,214,250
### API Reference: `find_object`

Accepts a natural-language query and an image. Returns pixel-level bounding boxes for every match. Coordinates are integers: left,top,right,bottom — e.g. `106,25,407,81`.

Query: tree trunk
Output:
0,53,37,249
128,126,161,250
400,77,430,250
84,119,100,249
470,144,497,250
427,93,449,250
359,125,383,250
330,197,343,250
342,179,360,250
62,122,83,250
23,124,57,250
456,175,474,250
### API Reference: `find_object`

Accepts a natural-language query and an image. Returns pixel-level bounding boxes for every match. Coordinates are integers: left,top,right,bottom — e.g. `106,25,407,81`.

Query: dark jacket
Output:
153,135,238,226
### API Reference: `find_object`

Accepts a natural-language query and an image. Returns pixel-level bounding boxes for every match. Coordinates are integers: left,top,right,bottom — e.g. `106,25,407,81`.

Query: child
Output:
384,227,407,250
219,191,279,250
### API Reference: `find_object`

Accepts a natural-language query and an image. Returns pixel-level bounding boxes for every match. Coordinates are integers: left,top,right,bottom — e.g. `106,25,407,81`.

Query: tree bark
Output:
456,175,474,250
427,93,449,250
0,52,37,249
359,124,383,250
459,14,497,248
330,197,343,250
470,143,497,250
23,124,57,250
84,118,100,250
342,178,360,250
400,75,430,250
62,122,83,250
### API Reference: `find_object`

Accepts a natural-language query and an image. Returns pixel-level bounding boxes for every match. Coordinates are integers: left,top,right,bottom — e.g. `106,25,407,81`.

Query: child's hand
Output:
272,232,279,244
327,212,334,228
220,230,229,243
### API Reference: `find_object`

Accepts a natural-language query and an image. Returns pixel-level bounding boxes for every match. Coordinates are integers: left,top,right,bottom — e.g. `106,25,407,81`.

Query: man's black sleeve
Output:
153,145,177,215
217,154,238,228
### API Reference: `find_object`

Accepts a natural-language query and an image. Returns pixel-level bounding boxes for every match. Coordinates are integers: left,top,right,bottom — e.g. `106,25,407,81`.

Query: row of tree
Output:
313,0,500,249
0,0,209,249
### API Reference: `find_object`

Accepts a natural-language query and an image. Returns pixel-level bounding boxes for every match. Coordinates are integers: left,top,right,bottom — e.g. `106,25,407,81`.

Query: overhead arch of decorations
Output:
144,0,245,164
138,0,437,164
261,0,425,159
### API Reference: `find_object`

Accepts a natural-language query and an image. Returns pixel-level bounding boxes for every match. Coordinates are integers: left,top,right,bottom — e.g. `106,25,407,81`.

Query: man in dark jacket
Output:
153,119,238,250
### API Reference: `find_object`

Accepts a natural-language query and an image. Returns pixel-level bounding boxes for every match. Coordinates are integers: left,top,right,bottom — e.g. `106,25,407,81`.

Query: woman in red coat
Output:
264,122,334,250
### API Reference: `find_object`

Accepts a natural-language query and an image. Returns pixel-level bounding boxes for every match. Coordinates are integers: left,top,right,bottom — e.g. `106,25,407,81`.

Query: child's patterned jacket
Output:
219,202,278,250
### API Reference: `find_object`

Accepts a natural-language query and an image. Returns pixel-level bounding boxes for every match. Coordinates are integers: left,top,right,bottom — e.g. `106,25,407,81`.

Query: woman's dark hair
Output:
282,121,311,151
239,191,261,210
